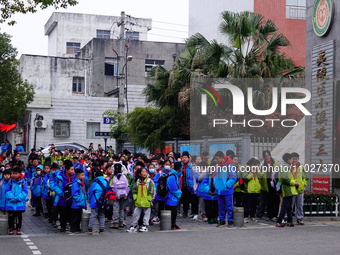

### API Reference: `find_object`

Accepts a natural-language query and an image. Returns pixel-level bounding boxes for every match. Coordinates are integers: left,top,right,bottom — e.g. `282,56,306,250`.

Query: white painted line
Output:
26,242,34,245
29,246,38,250
23,239,31,242
21,235,28,238
32,251,41,255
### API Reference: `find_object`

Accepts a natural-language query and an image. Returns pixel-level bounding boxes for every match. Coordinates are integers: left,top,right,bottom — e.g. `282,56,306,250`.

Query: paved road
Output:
1,223,340,255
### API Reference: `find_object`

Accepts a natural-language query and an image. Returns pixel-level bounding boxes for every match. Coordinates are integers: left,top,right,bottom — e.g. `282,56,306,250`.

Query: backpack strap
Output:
94,179,109,203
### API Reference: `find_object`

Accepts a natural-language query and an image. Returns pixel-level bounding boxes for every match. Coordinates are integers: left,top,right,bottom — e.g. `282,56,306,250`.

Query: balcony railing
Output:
286,5,306,20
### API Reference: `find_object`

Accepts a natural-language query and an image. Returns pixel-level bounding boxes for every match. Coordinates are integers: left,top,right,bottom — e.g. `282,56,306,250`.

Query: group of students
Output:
0,146,307,235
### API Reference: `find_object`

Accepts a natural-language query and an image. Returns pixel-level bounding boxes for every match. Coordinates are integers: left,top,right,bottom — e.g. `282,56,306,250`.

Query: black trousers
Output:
233,192,244,207
158,201,166,218
70,208,82,231
204,199,218,221
165,205,177,227
267,188,280,219
8,211,23,230
244,193,259,218
58,206,72,228
181,189,199,215
277,196,293,223
105,205,113,221
33,196,42,214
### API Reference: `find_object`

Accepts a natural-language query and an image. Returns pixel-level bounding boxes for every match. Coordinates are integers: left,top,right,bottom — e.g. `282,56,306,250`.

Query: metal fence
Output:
251,136,281,160
286,5,306,20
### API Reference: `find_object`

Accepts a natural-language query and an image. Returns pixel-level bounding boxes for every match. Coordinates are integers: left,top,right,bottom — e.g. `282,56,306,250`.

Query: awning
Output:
0,123,17,132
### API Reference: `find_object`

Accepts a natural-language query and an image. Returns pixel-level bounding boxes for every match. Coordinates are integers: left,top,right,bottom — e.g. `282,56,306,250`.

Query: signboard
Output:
103,117,114,124
95,132,110,137
311,174,330,193
313,0,334,37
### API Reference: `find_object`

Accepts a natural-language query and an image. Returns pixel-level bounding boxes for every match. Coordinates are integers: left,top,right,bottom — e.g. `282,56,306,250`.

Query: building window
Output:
97,30,110,39
53,120,70,137
86,122,100,139
105,58,120,76
72,77,84,94
286,0,306,20
66,42,81,54
145,59,165,73
126,31,140,41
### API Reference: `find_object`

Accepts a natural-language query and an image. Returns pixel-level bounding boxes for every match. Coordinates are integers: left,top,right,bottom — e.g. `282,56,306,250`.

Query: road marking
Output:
21,232,42,255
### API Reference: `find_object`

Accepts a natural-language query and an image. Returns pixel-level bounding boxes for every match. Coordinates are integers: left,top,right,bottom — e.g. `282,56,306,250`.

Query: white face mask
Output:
36,171,41,175
164,165,171,170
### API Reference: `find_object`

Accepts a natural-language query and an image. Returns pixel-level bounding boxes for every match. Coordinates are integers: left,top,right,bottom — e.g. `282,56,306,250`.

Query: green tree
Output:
0,0,78,25
0,32,34,124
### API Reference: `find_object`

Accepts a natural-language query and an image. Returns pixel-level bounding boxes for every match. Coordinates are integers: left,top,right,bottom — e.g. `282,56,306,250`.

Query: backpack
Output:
63,181,74,207
157,174,169,197
95,179,116,209
112,174,130,199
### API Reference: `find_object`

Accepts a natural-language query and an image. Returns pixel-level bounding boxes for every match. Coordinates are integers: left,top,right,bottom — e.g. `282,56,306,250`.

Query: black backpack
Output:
63,181,74,207
157,174,169,197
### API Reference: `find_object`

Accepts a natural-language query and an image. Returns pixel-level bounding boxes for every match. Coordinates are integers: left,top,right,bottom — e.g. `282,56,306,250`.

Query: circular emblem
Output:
313,0,334,37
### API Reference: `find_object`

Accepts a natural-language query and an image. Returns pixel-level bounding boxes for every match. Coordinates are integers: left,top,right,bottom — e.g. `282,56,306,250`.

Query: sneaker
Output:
297,219,304,225
286,223,294,227
228,221,234,228
51,221,57,228
139,225,148,232
271,217,278,222
126,226,137,233
251,217,259,223
119,222,125,228
86,229,92,235
109,223,119,229
172,225,181,230
189,214,195,218
16,229,21,235
202,216,208,222
244,218,250,223
192,214,199,220
282,218,287,225
216,220,226,227
275,223,285,227
152,217,160,224
99,229,105,234
8,229,14,235
149,219,154,225
182,213,188,218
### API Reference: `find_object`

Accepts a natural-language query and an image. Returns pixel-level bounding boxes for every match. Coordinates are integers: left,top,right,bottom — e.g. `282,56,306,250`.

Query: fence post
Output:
240,134,252,165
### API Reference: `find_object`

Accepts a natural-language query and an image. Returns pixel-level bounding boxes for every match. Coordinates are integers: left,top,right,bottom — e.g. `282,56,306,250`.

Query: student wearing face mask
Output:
30,165,43,216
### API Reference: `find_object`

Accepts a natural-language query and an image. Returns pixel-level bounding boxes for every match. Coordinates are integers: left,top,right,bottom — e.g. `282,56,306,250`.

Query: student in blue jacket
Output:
165,162,182,230
0,169,11,213
213,151,237,228
202,169,219,224
30,164,43,216
49,160,75,232
87,170,107,235
70,168,87,233
41,163,53,220
5,167,28,235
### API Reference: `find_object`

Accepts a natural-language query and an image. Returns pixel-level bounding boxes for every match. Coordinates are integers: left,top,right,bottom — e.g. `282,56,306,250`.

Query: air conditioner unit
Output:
35,120,47,129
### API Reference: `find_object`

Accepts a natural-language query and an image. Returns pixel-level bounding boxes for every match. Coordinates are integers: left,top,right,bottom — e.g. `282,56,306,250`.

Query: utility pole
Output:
118,11,126,114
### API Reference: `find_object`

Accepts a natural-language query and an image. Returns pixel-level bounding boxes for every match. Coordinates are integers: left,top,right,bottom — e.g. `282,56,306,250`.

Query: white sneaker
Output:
244,218,250,223
126,226,137,233
152,217,160,224
251,217,259,223
192,215,199,220
139,225,148,232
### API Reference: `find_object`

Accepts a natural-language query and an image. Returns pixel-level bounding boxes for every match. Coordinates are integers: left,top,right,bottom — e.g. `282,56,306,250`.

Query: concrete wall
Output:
45,12,152,57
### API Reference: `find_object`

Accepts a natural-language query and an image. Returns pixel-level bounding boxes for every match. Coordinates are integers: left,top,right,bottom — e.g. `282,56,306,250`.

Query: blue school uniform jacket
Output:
30,175,43,198
202,174,218,201
182,162,197,194
71,178,87,209
41,173,51,199
165,170,182,206
213,163,237,195
5,177,28,211
88,176,107,209
0,179,10,210
50,170,75,207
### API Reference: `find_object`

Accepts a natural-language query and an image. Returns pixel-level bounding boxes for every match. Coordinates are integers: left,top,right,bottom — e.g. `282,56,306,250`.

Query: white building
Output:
16,12,184,151
45,12,152,57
